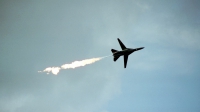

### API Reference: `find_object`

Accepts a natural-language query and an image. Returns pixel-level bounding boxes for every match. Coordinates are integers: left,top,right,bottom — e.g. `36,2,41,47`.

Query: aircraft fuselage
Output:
113,47,144,57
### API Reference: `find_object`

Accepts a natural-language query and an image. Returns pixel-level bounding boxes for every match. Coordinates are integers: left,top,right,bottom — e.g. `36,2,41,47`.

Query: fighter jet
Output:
111,38,144,68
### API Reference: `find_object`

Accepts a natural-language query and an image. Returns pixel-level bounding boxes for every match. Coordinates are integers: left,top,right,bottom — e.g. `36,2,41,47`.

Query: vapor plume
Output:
38,56,110,75
61,57,102,69
38,67,61,75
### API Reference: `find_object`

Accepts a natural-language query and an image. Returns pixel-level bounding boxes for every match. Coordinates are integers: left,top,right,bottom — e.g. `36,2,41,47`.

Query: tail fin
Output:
111,49,120,61
111,49,118,54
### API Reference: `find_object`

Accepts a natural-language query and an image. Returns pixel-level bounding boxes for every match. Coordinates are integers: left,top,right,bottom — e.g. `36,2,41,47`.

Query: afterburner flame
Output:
38,56,108,75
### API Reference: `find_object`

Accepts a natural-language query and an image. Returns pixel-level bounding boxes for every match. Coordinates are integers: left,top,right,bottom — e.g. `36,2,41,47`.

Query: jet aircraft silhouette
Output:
111,38,144,68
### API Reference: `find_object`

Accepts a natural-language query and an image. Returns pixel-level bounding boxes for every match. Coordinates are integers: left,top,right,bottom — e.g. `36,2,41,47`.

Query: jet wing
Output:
117,38,126,50
124,55,128,68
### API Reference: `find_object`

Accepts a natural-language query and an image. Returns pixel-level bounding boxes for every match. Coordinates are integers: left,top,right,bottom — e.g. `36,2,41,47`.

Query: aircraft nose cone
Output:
136,47,144,51
139,47,144,50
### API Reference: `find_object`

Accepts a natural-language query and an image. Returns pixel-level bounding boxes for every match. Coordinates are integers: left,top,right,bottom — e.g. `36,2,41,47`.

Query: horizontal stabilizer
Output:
114,56,120,61
111,49,118,54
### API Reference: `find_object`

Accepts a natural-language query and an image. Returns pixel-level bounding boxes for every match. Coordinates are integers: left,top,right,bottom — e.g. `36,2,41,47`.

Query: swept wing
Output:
124,55,128,68
117,38,126,50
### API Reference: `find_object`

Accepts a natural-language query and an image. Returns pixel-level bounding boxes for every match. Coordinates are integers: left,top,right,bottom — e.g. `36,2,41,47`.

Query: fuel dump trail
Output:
38,55,111,75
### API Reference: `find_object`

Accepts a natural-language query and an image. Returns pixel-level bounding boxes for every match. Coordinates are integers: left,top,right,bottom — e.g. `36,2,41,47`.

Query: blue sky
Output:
0,0,200,112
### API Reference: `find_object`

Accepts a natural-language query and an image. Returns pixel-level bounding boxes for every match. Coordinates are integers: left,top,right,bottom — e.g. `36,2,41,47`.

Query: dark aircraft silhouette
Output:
111,38,144,68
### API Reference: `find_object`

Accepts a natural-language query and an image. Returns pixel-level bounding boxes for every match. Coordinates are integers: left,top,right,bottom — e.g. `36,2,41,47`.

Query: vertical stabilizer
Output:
111,49,118,54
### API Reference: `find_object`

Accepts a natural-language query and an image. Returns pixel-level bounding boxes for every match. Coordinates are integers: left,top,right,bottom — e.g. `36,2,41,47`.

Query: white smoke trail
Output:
38,67,61,75
38,55,110,75
61,57,103,69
